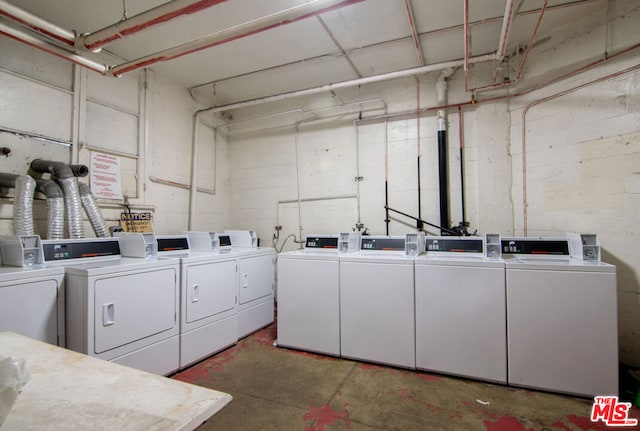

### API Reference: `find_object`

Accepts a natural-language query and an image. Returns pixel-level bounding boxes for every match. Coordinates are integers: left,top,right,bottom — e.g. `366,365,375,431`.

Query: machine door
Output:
238,254,274,305
415,264,506,383
186,259,237,323
94,267,177,354
0,279,59,345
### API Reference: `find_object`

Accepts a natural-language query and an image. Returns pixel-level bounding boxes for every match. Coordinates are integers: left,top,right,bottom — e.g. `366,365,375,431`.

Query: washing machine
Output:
42,236,181,376
156,233,239,369
225,230,276,339
276,232,361,356
503,236,618,397
0,235,65,346
339,233,423,369
414,234,507,383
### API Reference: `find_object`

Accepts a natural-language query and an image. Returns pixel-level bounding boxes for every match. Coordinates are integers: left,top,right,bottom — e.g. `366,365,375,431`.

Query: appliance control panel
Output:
157,236,190,252
360,237,405,251
426,238,483,253
305,236,338,249
501,238,570,255
42,239,121,262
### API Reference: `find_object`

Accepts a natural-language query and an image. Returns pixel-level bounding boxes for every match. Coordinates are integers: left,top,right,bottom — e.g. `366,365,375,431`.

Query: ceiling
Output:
1,0,621,109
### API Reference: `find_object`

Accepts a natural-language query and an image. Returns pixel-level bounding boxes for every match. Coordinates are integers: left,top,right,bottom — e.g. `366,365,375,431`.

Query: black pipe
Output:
35,178,64,198
384,180,390,236
437,130,449,234
30,159,75,179
384,205,458,236
416,156,423,231
460,146,466,224
0,172,19,188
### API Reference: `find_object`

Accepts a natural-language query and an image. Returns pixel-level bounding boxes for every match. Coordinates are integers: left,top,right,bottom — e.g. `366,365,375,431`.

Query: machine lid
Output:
425,237,483,253
42,239,121,263
501,238,570,256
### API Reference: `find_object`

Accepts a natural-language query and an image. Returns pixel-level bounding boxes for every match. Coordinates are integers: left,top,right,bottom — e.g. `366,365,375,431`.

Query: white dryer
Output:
503,236,618,397
42,237,181,376
0,235,65,346
277,233,360,356
225,230,275,339
339,234,421,369
414,235,507,383
157,233,239,369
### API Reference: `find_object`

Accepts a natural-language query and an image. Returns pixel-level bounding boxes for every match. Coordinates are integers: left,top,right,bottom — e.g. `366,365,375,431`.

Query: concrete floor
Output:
173,323,640,431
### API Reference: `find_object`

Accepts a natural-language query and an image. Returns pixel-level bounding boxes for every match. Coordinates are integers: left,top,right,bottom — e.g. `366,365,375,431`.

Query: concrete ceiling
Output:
1,0,619,107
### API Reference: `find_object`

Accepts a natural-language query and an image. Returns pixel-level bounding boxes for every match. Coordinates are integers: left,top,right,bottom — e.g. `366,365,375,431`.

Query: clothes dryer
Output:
225,230,276,339
42,236,181,376
277,233,360,356
503,236,618,397
339,234,421,369
157,233,239,369
0,235,65,346
414,235,507,383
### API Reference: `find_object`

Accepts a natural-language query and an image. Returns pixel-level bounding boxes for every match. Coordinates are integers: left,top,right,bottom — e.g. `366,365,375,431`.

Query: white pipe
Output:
80,0,232,51
0,21,108,75
0,0,75,46
188,112,201,230
110,0,366,77
496,0,517,61
199,54,495,115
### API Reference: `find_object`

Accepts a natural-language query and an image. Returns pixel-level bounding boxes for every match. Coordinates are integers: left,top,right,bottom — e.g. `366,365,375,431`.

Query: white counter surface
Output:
0,332,232,430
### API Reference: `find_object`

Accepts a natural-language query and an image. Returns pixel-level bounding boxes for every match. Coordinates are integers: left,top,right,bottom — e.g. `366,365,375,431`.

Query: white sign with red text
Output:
591,396,638,427
90,152,123,200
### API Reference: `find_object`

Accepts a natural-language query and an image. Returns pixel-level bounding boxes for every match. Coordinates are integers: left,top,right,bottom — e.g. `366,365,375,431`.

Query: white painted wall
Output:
1,37,229,237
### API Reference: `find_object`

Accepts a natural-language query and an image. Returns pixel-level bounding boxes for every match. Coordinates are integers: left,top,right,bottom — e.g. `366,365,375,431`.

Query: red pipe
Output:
515,0,548,82
81,0,232,51
464,0,470,92
404,0,424,66
110,0,366,77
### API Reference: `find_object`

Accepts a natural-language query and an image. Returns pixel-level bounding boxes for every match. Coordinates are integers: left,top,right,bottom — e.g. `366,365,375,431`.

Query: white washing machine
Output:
226,230,275,339
156,233,239,369
339,234,422,369
0,235,65,346
42,236,181,376
414,235,507,383
277,233,360,356
503,236,618,397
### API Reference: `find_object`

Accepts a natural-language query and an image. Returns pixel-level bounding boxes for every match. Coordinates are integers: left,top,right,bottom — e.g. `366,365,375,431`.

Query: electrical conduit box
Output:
0,235,45,267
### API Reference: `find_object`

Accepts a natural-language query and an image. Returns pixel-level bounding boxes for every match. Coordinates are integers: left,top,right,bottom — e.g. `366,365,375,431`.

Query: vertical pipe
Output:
437,111,449,234
458,105,466,224
384,109,390,235
416,77,423,230
385,181,390,236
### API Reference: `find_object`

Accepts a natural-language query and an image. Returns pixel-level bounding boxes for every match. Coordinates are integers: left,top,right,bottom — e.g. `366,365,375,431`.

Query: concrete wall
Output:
0,37,229,237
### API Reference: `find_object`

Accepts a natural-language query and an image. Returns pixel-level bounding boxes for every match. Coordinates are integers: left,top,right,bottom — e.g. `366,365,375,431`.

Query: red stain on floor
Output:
389,388,438,412
172,364,210,383
484,415,534,431
302,403,351,431
551,420,574,431
415,372,442,381
360,363,384,371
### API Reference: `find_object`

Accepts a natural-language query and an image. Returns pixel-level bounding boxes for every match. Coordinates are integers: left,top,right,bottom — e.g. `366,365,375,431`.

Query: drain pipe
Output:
35,179,65,239
436,69,455,234
78,182,110,238
0,173,36,235
31,159,86,239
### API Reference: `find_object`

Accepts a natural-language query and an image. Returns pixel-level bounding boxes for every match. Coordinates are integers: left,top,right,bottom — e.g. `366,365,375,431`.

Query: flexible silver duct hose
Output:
13,175,36,236
58,176,84,238
36,179,64,240
78,182,109,238
31,159,86,239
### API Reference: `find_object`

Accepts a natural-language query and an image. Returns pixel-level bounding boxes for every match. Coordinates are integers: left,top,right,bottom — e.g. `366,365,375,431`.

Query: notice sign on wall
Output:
90,152,123,200
120,212,153,232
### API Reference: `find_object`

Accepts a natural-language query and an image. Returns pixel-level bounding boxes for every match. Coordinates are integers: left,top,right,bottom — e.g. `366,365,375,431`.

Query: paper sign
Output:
90,152,123,199
120,212,153,233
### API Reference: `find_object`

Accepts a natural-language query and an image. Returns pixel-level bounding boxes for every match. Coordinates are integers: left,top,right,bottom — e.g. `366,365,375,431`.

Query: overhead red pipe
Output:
0,0,75,47
404,0,424,66
463,0,470,92
515,0,548,81
110,0,366,77
81,0,232,51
